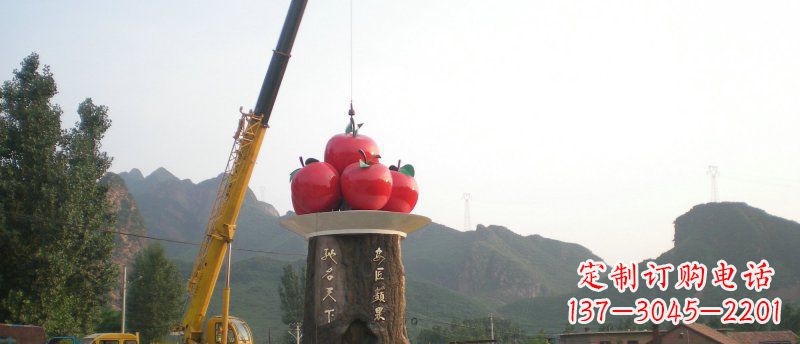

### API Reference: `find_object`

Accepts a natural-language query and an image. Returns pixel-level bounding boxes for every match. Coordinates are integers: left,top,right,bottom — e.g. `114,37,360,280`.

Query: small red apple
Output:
290,157,341,214
381,161,418,213
341,150,392,210
324,106,380,174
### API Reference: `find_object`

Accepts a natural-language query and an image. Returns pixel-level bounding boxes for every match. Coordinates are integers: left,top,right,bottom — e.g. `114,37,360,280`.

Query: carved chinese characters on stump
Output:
281,211,431,344
303,234,408,344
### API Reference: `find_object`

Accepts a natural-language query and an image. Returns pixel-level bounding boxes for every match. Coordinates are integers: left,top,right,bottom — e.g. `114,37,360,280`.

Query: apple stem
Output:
299,156,305,167
397,160,401,169
348,103,357,136
358,149,369,164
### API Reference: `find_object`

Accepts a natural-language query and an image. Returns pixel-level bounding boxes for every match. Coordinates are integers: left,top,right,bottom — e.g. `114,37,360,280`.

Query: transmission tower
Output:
463,193,471,231
707,166,719,202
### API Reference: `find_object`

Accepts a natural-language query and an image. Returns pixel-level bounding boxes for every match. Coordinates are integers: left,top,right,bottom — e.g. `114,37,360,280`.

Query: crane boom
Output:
180,1,308,343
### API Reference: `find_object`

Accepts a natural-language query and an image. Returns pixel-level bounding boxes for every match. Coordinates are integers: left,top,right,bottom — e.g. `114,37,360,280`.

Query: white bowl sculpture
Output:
280,210,431,240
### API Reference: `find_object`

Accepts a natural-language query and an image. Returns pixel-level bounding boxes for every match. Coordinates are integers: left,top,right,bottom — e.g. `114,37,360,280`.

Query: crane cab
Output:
204,316,253,344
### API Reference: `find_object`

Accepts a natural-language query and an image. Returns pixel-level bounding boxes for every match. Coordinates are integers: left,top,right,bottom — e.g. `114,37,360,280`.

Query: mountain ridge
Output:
110,167,800,339
112,167,600,338
498,202,800,330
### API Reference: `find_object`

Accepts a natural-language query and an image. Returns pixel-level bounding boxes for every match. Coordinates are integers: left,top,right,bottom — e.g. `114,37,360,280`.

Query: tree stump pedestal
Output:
281,211,430,344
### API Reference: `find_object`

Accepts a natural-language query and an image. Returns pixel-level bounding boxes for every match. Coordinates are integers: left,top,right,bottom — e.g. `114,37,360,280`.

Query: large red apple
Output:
291,195,309,215
290,157,341,214
341,150,392,210
325,133,380,174
324,112,380,173
381,162,418,213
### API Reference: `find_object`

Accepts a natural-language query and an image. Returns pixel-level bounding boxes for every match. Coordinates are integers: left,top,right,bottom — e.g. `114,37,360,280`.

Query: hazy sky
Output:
2,0,798,264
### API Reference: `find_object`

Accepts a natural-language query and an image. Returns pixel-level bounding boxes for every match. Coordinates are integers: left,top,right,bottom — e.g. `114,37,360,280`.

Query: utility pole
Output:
288,323,302,344
259,186,266,201
121,265,127,334
707,166,719,202
489,313,495,341
463,193,471,231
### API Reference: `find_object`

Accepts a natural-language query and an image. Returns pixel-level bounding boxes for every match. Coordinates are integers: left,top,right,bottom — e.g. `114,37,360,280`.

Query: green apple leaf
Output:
305,157,319,165
344,123,364,134
359,160,370,168
345,122,364,134
399,164,415,177
289,168,301,181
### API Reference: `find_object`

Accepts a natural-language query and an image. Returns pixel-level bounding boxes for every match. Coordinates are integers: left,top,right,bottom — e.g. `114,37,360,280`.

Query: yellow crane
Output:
177,1,308,343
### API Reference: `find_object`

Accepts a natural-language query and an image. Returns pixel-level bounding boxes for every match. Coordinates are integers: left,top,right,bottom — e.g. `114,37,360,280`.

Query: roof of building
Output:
725,331,798,344
681,323,742,344
561,330,652,337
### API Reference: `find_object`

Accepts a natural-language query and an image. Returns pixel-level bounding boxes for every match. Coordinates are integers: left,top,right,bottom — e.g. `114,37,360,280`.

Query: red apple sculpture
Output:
341,149,392,210
381,160,418,213
290,157,341,214
291,196,309,215
324,109,380,173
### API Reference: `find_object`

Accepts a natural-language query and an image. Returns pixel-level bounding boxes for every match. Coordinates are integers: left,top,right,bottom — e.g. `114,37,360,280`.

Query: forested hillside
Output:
111,168,800,340
115,168,601,338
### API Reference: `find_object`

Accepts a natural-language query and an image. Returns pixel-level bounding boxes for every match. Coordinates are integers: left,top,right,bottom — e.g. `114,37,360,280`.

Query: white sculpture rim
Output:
280,210,431,241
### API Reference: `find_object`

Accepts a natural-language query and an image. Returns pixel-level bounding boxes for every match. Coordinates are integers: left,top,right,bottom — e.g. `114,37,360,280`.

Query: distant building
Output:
560,329,654,344
0,324,46,344
559,324,798,344
650,323,797,344
654,323,740,344
726,331,798,344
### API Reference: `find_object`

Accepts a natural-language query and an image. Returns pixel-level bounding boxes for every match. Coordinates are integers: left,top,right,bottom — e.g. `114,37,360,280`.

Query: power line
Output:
720,174,800,188
6,210,307,257
104,229,307,257
724,171,800,184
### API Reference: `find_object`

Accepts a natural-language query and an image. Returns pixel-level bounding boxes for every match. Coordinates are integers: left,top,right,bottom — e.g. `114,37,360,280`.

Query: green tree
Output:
525,330,550,344
278,264,305,326
126,244,183,344
781,303,800,334
277,264,305,344
563,323,576,333
416,325,448,344
94,308,122,333
0,53,116,335
415,317,530,344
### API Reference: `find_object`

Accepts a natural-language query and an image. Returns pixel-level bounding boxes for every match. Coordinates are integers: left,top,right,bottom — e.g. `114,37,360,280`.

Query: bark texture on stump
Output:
302,234,408,344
